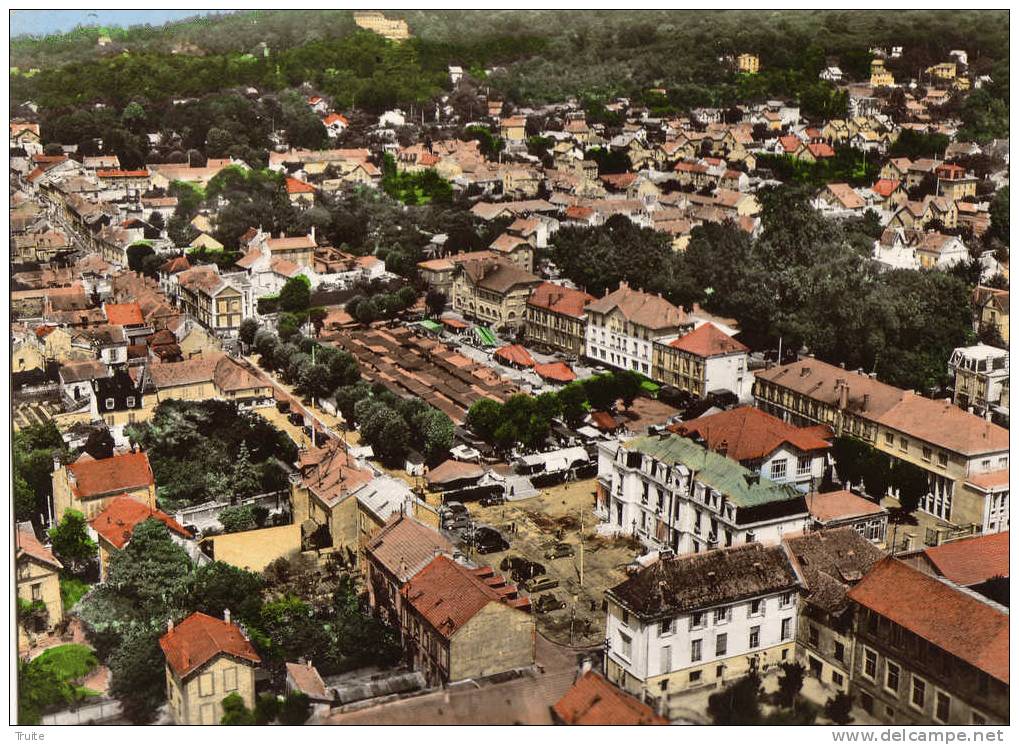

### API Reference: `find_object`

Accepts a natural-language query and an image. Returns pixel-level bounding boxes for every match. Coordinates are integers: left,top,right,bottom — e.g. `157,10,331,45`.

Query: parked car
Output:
288,412,304,426
510,561,546,583
479,493,505,507
544,542,575,560
276,400,290,413
522,575,560,593
474,526,509,554
534,593,567,614
183,524,199,538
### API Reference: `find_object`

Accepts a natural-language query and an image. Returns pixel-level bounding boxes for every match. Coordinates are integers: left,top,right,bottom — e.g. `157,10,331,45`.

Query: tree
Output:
988,186,1009,243
127,243,156,274
825,692,854,725
467,398,503,442
47,510,98,577
776,662,806,709
239,318,260,347
279,275,312,314
17,660,73,724
84,427,116,459
557,382,588,428
121,101,147,130
708,672,762,725
278,692,311,725
359,402,411,466
254,693,280,725
412,406,454,463
220,505,257,533
890,459,928,515
185,561,264,623
425,288,446,317
109,627,166,724
105,519,192,616
221,692,256,725
334,382,372,425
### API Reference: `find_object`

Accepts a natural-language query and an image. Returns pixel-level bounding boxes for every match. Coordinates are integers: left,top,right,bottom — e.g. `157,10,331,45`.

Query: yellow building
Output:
160,612,261,725
176,266,250,338
202,524,303,573
737,53,760,74
399,555,534,686
499,117,527,143
525,282,595,356
973,286,1009,345
926,62,957,81
352,11,410,41
12,339,44,374
451,257,541,333
16,523,64,652
870,59,895,88
52,450,157,521
148,353,273,409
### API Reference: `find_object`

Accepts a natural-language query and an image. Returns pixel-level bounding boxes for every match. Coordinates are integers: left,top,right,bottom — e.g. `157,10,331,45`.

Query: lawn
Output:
32,644,98,683
60,576,90,610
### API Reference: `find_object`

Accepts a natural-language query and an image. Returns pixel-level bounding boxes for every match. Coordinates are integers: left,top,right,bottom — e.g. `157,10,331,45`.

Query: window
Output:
31,583,41,601
779,592,793,608
911,676,926,710
885,661,900,694
797,455,812,476
861,692,874,715
660,646,672,675
223,667,237,692
689,670,702,683
715,633,727,656
619,632,632,660
749,626,760,649
834,640,845,663
832,670,844,687
749,599,763,617
770,459,787,480
621,609,629,626
863,648,877,680
922,447,932,462
691,639,702,663
899,437,908,452
688,613,704,631
884,432,893,446
714,607,730,624
781,617,792,641
105,398,115,410
199,672,214,697
937,452,948,468
126,396,135,408
809,625,820,646
660,618,674,636
934,691,950,723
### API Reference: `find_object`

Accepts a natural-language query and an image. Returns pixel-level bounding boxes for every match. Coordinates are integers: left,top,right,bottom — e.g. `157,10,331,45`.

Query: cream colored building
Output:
160,612,260,725
52,450,157,521
451,257,541,333
16,523,64,652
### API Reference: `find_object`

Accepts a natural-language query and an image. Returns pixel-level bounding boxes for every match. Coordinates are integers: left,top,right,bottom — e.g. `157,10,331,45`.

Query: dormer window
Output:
105,398,115,410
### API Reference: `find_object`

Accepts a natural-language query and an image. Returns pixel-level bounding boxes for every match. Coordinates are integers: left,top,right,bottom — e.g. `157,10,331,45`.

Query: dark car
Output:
444,514,471,532
511,562,546,583
479,493,505,507
288,412,304,426
522,576,560,594
544,542,575,560
276,400,290,413
474,526,509,554
534,593,567,614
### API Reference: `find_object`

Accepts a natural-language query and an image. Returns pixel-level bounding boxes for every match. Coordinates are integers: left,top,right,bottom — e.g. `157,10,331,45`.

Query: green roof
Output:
622,434,802,509
419,319,442,333
475,326,497,347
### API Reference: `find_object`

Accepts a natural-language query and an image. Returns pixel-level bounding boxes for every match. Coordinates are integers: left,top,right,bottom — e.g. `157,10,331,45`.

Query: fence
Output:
41,699,123,725
173,490,288,527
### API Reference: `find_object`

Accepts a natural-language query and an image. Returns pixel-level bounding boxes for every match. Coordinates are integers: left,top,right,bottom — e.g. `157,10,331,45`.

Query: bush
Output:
220,505,257,533
278,692,311,725
825,692,854,725
221,692,256,725
254,693,280,725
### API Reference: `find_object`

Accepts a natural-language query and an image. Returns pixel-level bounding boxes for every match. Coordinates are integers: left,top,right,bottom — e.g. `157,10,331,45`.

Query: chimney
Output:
580,656,593,675
839,362,845,369
835,379,849,410
310,225,316,243
718,439,729,457
224,608,232,625
167,618,174,633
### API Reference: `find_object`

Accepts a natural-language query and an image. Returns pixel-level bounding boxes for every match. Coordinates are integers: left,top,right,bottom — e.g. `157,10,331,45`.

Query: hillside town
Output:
11,9,1009,729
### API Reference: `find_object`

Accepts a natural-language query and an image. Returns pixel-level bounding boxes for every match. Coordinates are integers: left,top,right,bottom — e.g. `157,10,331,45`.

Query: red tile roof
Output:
494,344,536,368
564,205,594,220
877,395,1009,457
534,361,577,383
322,113,348,126
553,671,668,725
668,323,747,357
286,176,316,194
966,469,1010,491
16,523,62,570
806,489,885,524
67,451,154,500
97,169,149,178
104,302,144,326
847,558,1009,683
527,282,594,319
90,496,192,549
806,142,836,158
922,532,1009,587
673,405,831,463
872,178,902,198
401,555,527,638
590,411,622,431
366,513,454,583
159,612,261,679
779,135,802,154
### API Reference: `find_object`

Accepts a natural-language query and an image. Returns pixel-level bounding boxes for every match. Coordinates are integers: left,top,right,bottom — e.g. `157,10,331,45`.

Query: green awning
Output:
475,326,497,347
419,319,443,333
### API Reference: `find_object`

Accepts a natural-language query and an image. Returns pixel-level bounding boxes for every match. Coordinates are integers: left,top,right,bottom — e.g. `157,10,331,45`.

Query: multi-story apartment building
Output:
846,558,1008,725
783,528,885,696
450,257,541,333
948,344,1008,419
935,163,978,201
651,323,752,400
972,285,1009,345
754,358,1009,540
595,433,810,555
585,282,690,377
524,282,594,357
52,450,157,521
16,522,64,652
399,555,533,687
672,406,831,492
604,543,800,714
175,265,253,339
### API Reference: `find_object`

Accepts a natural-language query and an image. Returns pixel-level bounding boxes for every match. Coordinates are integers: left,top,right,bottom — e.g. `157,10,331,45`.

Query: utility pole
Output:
579,507,584,588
